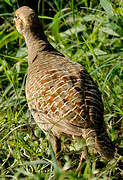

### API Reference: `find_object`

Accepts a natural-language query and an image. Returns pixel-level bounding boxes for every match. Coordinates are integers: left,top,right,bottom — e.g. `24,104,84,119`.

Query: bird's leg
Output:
49,135,61,165
77,146,88,176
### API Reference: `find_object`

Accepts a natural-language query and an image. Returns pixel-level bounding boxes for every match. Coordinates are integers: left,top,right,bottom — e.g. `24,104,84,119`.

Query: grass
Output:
0,0,123,179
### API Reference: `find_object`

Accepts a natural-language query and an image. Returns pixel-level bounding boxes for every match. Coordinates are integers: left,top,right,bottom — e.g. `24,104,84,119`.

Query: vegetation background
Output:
0,0,123,179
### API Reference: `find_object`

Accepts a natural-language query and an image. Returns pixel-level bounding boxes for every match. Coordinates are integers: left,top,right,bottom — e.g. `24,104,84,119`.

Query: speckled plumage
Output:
14,6,115,160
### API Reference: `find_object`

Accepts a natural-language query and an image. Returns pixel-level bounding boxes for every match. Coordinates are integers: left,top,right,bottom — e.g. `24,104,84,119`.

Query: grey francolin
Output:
14,6,115,164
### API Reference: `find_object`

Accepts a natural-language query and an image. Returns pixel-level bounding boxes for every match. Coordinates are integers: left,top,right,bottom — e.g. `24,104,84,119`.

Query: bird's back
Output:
26,49,104,137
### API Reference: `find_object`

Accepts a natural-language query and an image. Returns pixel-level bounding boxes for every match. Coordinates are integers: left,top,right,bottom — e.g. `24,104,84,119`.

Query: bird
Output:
14,6,115,165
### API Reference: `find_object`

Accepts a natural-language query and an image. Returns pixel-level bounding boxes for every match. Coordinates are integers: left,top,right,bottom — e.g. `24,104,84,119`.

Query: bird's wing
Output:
26,56,104,136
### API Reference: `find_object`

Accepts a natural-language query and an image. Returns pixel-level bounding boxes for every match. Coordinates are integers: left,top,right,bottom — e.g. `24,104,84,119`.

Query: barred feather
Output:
15,6,115,160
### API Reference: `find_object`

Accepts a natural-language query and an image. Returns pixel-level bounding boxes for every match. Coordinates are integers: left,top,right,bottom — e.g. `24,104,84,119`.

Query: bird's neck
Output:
24,30,48,65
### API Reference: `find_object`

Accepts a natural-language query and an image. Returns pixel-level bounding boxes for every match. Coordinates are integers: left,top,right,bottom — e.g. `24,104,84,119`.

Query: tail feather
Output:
95,130,115,160
82,128,115,160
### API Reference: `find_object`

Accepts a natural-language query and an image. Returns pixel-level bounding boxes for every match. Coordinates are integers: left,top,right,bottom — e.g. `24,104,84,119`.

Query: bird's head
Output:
14,6,40,35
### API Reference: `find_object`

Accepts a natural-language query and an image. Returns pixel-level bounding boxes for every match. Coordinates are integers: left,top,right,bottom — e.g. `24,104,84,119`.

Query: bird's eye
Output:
14,15,18,20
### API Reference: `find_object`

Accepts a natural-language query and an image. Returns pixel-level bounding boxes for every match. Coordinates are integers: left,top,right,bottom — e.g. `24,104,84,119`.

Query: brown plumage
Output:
14,6,115,162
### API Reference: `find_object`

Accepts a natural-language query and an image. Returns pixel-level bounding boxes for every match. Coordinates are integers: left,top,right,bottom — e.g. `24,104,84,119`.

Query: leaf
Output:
4,0,12,7
82,15,102,22
100,27,120,36
86,49,107,56
38,16,53,20
52,12,61,42
16,47,27,58
0,30,20,49
110,22,123,37
100,0,114,17
60,26,86,37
